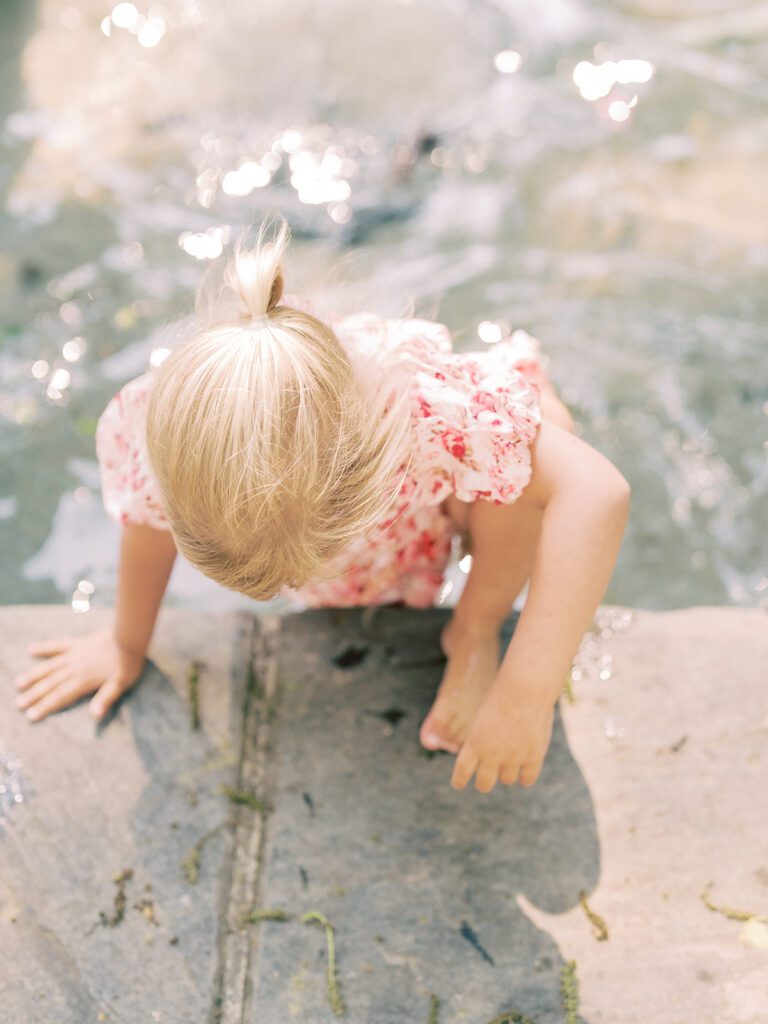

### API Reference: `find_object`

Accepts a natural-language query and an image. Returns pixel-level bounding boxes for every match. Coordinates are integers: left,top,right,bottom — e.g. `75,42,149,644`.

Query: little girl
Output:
14,215,630,794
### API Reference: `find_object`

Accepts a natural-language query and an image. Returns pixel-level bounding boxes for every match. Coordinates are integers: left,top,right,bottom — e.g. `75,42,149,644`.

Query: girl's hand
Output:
14,628,146,723
450,680,555,793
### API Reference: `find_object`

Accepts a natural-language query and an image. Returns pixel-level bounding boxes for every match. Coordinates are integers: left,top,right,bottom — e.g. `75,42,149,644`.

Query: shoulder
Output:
96,366,150,423
406,342,544,507
95,371,169,530
95,371,156,453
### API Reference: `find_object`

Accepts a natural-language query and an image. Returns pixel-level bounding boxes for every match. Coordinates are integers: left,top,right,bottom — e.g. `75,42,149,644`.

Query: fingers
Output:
499,765,520,787
18,674,128,724
27,637,72,657
16,670,70,712
518,762,543,788
15,654,67,691
23,679,84,722
90,678,125,720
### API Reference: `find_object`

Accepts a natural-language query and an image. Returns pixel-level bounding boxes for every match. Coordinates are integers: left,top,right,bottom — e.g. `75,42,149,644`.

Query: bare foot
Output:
420,619,501,753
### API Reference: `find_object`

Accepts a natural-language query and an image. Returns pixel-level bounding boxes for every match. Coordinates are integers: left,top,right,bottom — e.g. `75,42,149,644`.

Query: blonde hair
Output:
145,214,414,599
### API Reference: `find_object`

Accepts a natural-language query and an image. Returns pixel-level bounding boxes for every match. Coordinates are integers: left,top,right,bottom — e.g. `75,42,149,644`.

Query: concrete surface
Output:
0,603,766,1024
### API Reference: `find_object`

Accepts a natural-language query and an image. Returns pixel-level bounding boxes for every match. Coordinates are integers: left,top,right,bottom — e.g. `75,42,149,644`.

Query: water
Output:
1,0,766,617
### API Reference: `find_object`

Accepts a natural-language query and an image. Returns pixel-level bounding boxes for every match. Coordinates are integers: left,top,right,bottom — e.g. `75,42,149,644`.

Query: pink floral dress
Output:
95,304,549,609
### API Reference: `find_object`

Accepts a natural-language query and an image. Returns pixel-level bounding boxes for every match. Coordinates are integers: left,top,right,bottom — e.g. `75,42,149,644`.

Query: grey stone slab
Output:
248,607,599,1024
0,605,252,1024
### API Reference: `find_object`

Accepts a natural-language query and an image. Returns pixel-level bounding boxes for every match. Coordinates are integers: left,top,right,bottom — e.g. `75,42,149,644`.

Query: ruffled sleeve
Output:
334,313,455,374
95,372,171,531
406,333,544,507
283,290,456,367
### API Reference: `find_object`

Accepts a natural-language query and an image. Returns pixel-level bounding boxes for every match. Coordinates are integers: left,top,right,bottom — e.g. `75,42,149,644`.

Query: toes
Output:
428,733,460,754
419,721,443,751
444,712,470,748
419,716,460,754
499,766,520,786
475,766,499,794
438,715,462,753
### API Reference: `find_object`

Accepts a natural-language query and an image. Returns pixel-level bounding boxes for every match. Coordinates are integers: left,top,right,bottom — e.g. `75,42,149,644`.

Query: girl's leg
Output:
421,496,544,752
420,382,574,752
442,497,543,655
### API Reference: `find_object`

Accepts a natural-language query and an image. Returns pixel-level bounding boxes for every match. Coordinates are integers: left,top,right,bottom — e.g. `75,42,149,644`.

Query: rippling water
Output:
1,0,766,615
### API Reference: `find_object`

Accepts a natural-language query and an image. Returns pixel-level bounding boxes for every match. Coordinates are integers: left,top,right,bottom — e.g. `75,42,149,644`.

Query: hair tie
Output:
247,313,272,328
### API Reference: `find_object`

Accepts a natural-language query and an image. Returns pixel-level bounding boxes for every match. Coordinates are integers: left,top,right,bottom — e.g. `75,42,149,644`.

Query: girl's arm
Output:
450,420,630,791
497,421,630,704
15,524,177,722
114,523,178,658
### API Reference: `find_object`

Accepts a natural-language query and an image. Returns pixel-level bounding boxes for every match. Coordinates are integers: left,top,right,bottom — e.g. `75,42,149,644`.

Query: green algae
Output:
244,908,291,924
220,785,270,812
427,993,440,1024
246,658,263,700
485,1013,537,1024
579,890,609,941
560,960,579,1024
99,868,133,928
302,910,345,1017
700,882,767,923
187,660,202,731
181,824,225,884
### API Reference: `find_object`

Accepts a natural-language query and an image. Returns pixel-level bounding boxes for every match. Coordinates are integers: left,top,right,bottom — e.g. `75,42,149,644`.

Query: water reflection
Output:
0,0,766,612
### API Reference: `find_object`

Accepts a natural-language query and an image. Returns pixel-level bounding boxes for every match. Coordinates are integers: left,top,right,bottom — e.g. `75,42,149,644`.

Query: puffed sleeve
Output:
94,372,171,531
407,334,544,506
334,312,455,372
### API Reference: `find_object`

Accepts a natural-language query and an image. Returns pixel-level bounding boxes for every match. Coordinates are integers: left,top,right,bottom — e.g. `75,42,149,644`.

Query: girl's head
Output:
145,214,413,599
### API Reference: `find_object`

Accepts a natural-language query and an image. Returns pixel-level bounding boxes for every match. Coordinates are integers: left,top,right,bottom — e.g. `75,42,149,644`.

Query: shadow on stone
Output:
123,659,237,984
0,606,243,1024
251,606,599,1024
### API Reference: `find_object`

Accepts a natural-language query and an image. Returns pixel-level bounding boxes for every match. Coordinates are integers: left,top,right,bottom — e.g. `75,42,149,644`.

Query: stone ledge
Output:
1,604,766,1024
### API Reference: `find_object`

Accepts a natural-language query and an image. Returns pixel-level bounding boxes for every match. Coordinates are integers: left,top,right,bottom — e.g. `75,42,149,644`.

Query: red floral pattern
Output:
95,307,547,608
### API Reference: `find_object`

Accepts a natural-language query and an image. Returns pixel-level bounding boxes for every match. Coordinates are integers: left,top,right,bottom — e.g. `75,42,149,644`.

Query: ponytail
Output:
194,213,289,329
224,218,287,321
